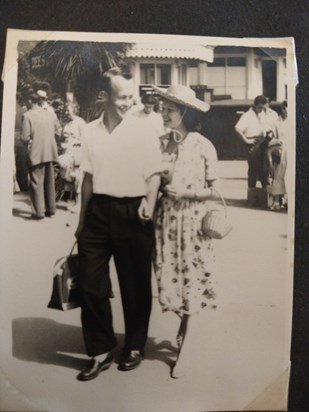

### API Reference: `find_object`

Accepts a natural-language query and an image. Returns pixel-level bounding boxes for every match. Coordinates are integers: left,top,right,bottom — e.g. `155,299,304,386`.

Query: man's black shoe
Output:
76,353,114,381
118,350,144,371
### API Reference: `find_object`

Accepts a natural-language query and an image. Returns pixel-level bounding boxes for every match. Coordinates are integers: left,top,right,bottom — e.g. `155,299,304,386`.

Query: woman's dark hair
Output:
178,104,202,132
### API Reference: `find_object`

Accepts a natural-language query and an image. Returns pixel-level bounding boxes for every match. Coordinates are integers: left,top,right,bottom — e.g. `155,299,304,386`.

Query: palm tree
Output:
28,40,132,119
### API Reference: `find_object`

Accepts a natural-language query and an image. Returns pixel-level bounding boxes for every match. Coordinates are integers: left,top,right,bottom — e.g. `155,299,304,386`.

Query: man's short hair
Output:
101,67,132,95
254,95,268,106
141,94,157,105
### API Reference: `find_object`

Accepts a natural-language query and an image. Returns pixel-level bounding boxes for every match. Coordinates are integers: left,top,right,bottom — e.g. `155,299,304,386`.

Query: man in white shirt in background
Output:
235,95,278,188
75,67,162,381
132,93,165,137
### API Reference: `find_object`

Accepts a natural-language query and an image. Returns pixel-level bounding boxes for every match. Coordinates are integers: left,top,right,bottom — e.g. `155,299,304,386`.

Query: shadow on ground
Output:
12,317,176,371
12,208,32,219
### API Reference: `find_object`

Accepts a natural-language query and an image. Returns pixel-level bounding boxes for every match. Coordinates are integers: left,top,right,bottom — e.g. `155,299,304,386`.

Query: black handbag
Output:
47,242,81,311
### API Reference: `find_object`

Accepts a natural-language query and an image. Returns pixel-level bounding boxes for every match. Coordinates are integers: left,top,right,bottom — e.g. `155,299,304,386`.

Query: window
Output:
189,60,198,68
207,55,247,99
140,63,171,86
178,64,187,85
227,57,246,67
140,64,155,84
208,57,246,67
208,57,225,67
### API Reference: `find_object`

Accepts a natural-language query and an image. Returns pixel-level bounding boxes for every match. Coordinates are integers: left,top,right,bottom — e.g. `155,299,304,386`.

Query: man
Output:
14,95,28,191
75,67,162,381
132,93,164,136
21,90,58,219
235,95,278,188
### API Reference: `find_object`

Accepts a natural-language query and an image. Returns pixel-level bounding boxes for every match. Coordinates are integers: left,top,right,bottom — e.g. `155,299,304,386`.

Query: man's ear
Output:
101,91,108,103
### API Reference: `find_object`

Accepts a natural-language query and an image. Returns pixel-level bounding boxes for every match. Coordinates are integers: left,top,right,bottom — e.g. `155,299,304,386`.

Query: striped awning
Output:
126,43,214,62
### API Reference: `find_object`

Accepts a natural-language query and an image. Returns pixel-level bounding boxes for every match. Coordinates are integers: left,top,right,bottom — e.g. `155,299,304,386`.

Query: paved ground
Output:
0,161,292,412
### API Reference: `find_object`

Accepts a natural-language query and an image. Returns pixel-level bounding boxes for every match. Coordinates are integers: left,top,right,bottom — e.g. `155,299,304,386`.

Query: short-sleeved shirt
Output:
132,109,165,137
82,113,162,197
235,107,268,140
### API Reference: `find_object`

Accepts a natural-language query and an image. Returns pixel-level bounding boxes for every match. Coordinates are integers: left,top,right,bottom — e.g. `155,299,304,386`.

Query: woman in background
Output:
58,101,86,212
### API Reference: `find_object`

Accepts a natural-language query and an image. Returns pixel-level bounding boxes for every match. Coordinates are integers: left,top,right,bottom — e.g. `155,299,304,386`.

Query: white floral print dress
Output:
153,132,218,316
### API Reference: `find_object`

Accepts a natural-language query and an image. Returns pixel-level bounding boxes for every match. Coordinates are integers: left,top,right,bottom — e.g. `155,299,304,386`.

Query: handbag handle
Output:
69,240,78,256
210,187,228,218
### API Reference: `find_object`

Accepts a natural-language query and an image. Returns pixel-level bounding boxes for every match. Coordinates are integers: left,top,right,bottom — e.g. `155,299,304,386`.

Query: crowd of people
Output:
13,68,288,380
235,95,288,210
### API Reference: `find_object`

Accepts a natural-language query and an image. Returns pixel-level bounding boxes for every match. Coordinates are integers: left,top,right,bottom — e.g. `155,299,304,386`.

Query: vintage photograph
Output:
0,30,295,411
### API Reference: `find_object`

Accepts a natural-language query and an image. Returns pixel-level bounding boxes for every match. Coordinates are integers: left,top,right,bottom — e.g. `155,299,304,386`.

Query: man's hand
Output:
138,197,151,223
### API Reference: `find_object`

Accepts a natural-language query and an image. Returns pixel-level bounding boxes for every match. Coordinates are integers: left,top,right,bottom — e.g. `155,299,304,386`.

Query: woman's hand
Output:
163,184,193,200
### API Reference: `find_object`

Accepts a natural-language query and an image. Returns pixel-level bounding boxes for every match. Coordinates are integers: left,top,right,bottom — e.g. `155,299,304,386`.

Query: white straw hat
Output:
36,89,48,99
152,84,210,112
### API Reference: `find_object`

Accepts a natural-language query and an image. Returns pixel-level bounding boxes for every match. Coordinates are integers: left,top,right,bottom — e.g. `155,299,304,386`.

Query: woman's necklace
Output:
172,129,187,144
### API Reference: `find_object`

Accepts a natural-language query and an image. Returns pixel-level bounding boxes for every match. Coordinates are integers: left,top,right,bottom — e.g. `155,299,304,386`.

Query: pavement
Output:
0,161,292,412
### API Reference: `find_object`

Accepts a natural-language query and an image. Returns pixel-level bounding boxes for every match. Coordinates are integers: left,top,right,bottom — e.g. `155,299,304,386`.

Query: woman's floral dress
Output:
153,132,218,316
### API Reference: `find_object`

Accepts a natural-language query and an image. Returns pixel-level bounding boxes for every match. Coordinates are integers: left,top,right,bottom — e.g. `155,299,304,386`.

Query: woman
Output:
58,101,86,212
266,101,288,211
152,85,220,378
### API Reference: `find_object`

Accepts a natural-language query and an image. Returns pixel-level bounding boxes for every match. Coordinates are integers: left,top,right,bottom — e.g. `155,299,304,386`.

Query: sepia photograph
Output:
0,30,296,411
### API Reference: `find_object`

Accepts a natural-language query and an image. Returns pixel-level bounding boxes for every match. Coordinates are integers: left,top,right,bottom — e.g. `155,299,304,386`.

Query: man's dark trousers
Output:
77,194,154,357
247,144,270,188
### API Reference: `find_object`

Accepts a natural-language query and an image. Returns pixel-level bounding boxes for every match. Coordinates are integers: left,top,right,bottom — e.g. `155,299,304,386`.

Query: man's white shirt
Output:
81,113,162,197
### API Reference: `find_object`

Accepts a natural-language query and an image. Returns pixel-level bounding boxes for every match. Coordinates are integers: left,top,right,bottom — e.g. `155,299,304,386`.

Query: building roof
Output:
211,99,282,108
126,43,214,62
214,46,286,57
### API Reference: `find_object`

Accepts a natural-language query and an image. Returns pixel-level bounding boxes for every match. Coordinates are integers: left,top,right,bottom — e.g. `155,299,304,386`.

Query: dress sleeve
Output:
204,139,218,182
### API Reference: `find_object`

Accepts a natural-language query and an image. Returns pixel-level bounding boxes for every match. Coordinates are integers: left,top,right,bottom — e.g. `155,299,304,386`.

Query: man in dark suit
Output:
21,90,59,219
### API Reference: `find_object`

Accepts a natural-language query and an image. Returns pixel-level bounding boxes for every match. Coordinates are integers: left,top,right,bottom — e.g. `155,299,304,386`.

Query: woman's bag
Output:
47,242,80,311
201,188,232,239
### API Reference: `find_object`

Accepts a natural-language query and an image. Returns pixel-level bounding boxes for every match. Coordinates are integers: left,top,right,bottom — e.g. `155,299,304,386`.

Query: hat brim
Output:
152,85,210,113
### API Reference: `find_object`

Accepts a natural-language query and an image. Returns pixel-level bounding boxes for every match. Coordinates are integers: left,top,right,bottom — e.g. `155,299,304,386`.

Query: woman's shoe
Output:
176,331,183,349
171,359,186,379
270,202,280,211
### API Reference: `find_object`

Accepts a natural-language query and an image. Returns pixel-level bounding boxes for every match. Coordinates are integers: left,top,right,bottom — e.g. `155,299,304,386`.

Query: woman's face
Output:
161,100,183,129
65,104,75,120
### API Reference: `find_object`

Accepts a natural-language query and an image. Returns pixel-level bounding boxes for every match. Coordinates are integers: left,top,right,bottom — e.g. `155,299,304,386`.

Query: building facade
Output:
126,44,287,104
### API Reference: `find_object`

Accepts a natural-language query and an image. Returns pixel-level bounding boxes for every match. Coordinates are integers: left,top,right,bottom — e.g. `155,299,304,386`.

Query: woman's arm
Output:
163,180,219,201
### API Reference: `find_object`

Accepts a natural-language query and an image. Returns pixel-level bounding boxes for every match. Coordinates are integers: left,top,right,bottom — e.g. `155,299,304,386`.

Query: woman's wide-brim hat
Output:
152,84,210,113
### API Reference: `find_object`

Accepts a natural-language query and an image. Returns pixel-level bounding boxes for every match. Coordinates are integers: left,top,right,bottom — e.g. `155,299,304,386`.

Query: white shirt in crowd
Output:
235,107,279,140
132,109,165,137
81,113,162,197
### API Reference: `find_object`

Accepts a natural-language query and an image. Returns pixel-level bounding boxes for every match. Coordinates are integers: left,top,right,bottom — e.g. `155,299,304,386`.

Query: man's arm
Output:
235,126,252,145
138,173,160,222
75,172,93,238
21,114,31,143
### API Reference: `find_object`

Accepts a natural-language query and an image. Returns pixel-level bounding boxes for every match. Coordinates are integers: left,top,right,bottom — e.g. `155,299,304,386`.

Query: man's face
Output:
254,103,267,115
143,103,155,115
105,75,134,121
